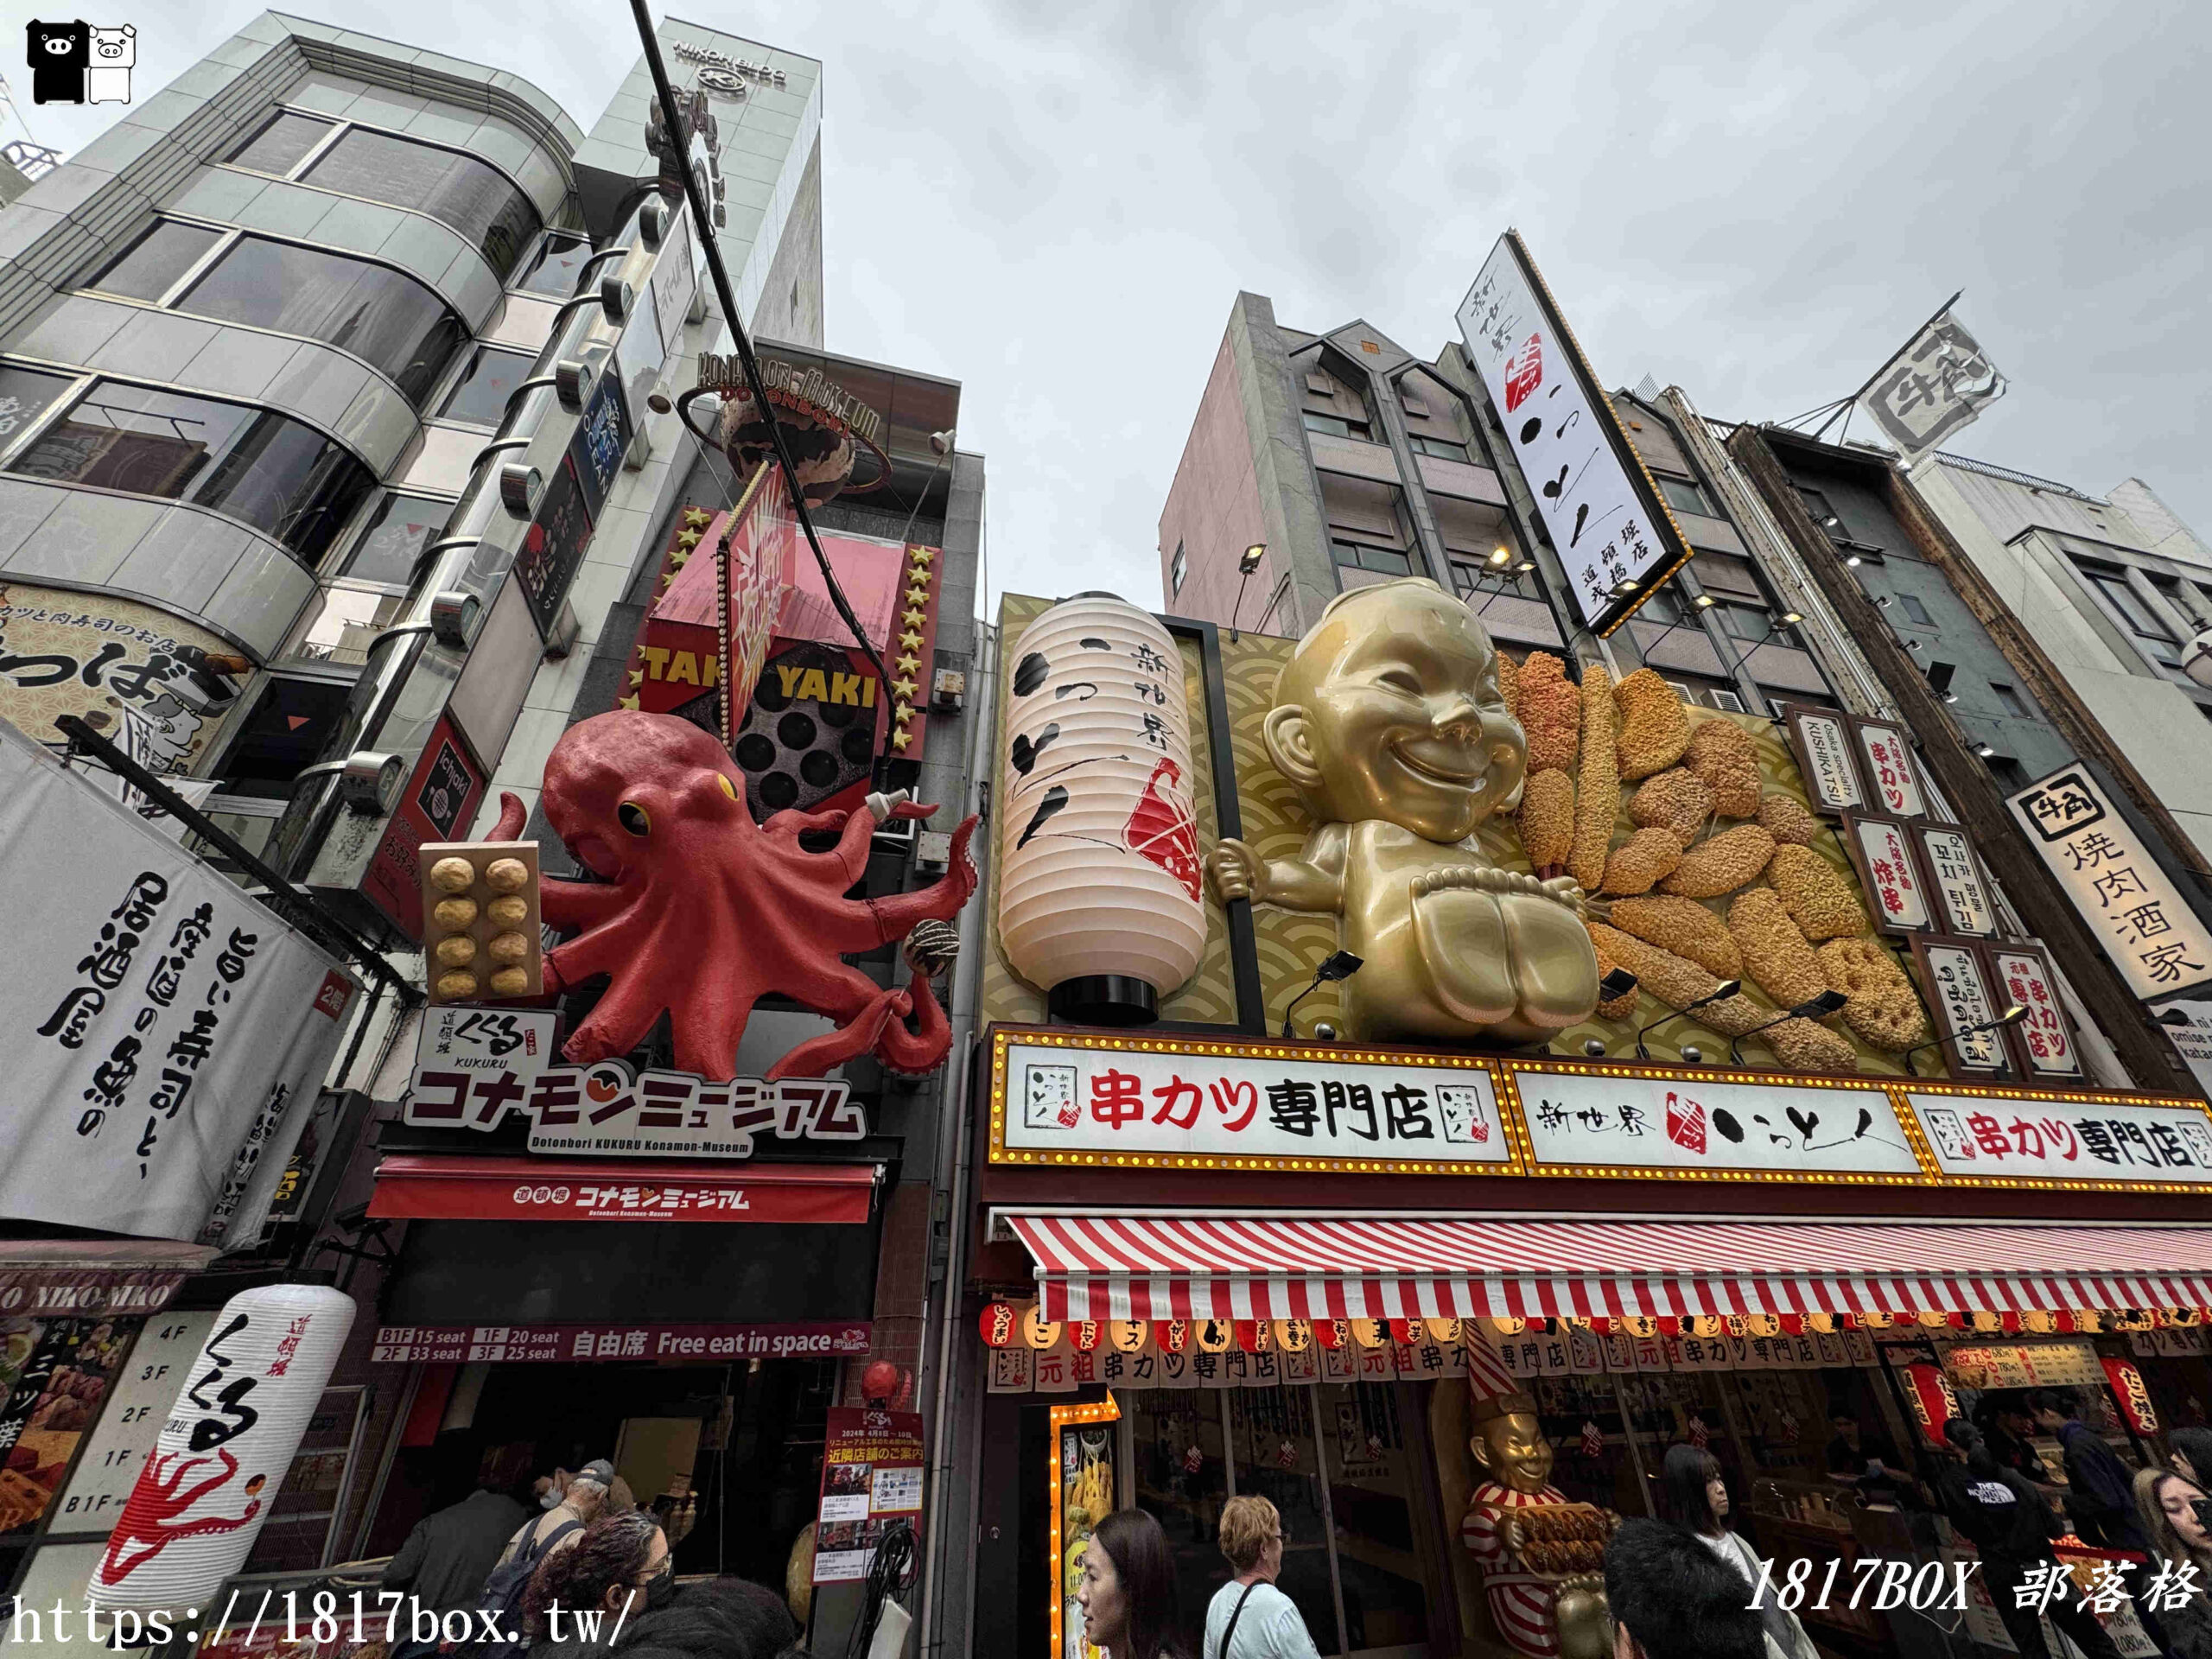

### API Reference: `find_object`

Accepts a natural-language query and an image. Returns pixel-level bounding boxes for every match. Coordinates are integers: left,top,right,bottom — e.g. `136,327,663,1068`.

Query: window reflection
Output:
305,128,542,277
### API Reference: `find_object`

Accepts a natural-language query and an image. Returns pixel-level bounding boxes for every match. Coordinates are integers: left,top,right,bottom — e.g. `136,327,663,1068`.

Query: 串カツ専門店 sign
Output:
2007,765,2212,1001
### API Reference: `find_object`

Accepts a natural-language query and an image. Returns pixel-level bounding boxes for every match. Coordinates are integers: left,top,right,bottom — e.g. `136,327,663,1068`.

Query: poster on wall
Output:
0,722,358,1243
1454,232,1690,635
0,583,248,786
2007,764,2212,1001
998,1036,1514,1170
812,1407,924,1585
47,1313,216,1537
0,1316,133,1537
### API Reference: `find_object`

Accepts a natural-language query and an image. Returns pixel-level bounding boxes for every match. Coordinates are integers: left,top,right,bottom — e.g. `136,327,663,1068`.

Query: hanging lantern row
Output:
977,1302,2202,1352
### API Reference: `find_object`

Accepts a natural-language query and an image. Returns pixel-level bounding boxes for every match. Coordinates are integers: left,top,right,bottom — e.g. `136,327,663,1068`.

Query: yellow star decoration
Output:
894,653,921,674
898,629,925,652
901,607,928,630
893,702,915,726
627,668,644,687
676,528,703,552
906,546,935,567
683,507,713,529
905,584,931,608
890,676,918,702
889,726,912,752
618,693,640,710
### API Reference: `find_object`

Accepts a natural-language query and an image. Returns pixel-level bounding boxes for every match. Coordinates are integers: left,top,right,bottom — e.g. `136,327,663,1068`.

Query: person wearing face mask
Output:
1205,1497,1319,1659
523,1510,672,1646
1077,1509,1190,1659
2135,1468,2212,1659
1660,1445,1818,1659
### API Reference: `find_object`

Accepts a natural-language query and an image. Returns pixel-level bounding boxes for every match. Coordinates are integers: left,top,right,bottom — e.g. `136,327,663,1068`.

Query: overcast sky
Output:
10,0,2208,613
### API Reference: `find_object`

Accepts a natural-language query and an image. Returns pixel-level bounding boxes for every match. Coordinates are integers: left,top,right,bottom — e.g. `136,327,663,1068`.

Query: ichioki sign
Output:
0,724,357,1243
988,1028,2212,1191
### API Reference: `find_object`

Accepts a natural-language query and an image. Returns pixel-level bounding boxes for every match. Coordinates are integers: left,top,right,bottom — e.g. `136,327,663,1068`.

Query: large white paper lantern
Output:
999,593,1206,1022
88,1284,355,1611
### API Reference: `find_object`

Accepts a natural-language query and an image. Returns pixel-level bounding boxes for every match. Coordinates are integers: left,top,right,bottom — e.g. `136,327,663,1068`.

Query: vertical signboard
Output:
1778,702,1865,816
1912,939,2010,1078
1455,232,1691,634
1841,813,1934,935
1854,718,1927,820
1916,825,1999,938
2007,765,2212,1001
1990,943,2081,1081
361,714,487,937
811,1406,923,1584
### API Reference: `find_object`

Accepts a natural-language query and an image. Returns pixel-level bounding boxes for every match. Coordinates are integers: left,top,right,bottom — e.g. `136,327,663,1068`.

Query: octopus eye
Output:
617,801,652,836
717,773,738,801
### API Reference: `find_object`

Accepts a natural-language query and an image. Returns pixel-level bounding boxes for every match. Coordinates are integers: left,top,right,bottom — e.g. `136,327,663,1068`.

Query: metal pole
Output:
54,715,420,1004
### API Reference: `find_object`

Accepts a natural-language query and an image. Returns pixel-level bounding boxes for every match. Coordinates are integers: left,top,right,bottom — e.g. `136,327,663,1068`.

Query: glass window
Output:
1230,1389,1340,1653
1318,1382,1430,1655
436,345,534,426
226,111,336,176
178,235,467,406
1408,435,1471,462
1717,600,1774,638
1796,486,1843,534
7,379,375,563
85,219,225,302
1657,474,1713,516
342,490,452,586
1304,411,1373,442
1990,681,2031,719
516,232,591,297
211,675,355,797
2080,562,2179,645
1170,540,1186,595
305,129,542,277
0,364,80,454
1332,539,1410,576
1897,593,1934,625
290,586,406,667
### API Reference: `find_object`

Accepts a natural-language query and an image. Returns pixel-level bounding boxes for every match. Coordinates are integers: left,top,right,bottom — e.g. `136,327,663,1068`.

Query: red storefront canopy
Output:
372,1156,878,1224
1000,1210,2212,1323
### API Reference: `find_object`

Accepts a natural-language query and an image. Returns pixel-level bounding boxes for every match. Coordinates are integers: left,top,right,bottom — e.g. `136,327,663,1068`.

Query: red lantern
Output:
861,1359,900,1405
2056,1311,2078,1333
1657,1316,1681,1337
1778,1314,1804,1336
979,1303,1018,1347
1388,1319,1422,1346
1071,1321,1101,1352
1233,1320,1271,1353
2000,1312,2023,1333
1154,1319,1190,1353
2103,1358,2159,1435
1589,1318,1611,1336
1311,1319,1346,1350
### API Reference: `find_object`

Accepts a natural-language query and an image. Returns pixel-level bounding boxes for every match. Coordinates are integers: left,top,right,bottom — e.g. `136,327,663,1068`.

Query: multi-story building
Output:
0,12,986,1628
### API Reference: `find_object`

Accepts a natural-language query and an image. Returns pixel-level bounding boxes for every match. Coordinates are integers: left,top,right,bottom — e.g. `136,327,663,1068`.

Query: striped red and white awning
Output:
1002,1211,2212,1323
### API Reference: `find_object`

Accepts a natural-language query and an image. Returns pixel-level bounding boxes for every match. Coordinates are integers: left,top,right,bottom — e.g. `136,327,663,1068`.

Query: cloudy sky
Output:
11,0,2208,612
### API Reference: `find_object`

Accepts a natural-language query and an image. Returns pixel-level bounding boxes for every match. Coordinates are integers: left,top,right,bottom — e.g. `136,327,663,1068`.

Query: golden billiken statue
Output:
1206,578,1599,1043
1461,1376,1613,1659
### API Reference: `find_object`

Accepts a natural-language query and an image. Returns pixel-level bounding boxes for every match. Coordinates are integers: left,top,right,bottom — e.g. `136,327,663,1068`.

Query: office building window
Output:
210,676,355,797
516,232,592,297
304,128,542,278
0,364,83,455
1332,539,1411,576
85,219,226,302
1897,593,1934,625
7,378,375,563
1796,486,1843,535
343,490,454,586
436,345,536,427
226,111,337,175
1408,435,1471,462
1451,557,1540,602
2076,558,2186,671
1170,540,1187,595
1656,474,1713,517
1303,411,1374,442
1989,682,2030,720
169,232,468,407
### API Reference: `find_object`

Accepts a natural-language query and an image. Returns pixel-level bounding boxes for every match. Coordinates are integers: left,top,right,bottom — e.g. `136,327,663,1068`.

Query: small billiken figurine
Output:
1460,1370,1616,1659
1207,578,1599,1043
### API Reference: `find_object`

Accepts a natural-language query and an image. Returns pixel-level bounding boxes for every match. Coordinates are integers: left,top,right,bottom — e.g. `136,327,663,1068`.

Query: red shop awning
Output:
372,1156,878,1224
1001,1211,2212,1323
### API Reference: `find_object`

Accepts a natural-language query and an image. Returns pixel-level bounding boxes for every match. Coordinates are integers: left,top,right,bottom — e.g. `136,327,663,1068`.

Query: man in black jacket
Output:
385,1478,530,1616
1936,1421,2120,1659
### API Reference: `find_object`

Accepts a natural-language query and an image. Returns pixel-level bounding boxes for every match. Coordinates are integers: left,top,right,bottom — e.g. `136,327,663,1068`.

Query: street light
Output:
1899,1005,2028,1073
1729,989,1850,1065
1284,950,1363,1039
1230,543,1267,640
1637,979,1743,1059
895,428,959,552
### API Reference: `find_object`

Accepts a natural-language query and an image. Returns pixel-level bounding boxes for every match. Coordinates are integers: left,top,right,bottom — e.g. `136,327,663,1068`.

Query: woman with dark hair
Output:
1936,1420,2119,1659
2171,1427,2212,1489
1077,1509,1190,1659
524,1510,671,1644
1658,1445,1818,1659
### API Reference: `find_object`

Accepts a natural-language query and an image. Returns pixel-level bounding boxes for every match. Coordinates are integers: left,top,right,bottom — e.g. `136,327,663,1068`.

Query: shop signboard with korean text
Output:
995,1032,1511,1172
2008,764,2212,1001
0,724,357,1242
1909,1088,2212,1184
1513,1067,1923,1179
812,1408,924,1584
1454,232,1690,634
372,1321,870,1365
1917,825,1998,938
1777,702,1865,816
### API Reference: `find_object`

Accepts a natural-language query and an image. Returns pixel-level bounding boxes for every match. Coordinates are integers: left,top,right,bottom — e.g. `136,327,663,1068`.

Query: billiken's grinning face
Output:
1471,1408,1554,1495
1265,581,1525,844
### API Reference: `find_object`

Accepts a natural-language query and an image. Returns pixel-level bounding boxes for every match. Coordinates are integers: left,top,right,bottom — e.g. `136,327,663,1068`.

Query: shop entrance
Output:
367,1356,838,1590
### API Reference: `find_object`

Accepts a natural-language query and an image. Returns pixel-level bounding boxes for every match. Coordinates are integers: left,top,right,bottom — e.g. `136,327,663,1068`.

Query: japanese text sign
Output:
1992,944,2080,1079
1455,232,1688,633
0,724,356,1243
371,1321,869,1364
1855,309,2006,462
1910,1091,2212,1183
1846,813,1932,933
1940,1341,2102,1389
999,1036,1510,1171
1779,704,1865,817
814,1407,924,1585
2008,765,2212,1001
1855,720,1926,819
1516,1069,1922,1179
404,1008,557,1122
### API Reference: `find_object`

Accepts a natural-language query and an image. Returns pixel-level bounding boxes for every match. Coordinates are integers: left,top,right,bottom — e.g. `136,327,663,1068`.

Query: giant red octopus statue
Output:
485,709,976,1081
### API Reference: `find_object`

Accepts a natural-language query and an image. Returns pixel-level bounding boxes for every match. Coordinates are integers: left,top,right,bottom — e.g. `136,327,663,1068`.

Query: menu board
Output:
812,1407,924,1584
514,454,595,637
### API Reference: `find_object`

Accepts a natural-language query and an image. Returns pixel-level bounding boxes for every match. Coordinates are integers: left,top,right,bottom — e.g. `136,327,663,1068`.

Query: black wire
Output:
842,1516,917,1659
627,2,894,750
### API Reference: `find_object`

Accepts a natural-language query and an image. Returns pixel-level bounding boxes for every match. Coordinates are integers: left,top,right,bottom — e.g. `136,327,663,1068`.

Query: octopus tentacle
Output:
874,969,950,1074
766,988,907,1081
488,790,528,841
861,817,980,942
538,874,634,932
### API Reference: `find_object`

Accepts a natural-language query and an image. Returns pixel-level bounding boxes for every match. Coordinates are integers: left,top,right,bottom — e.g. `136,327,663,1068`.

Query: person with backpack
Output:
471,1459,620,1649
1204,1497,1319,1659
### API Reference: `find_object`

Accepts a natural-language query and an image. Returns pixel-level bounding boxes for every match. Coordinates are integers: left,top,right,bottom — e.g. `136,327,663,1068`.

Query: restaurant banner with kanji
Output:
371,1320,871,1364
2008,764,2212,1001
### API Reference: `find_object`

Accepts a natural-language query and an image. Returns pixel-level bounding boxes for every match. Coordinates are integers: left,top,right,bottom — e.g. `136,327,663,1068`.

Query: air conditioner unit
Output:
2186,627,2212,690
1708,689,1749,714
